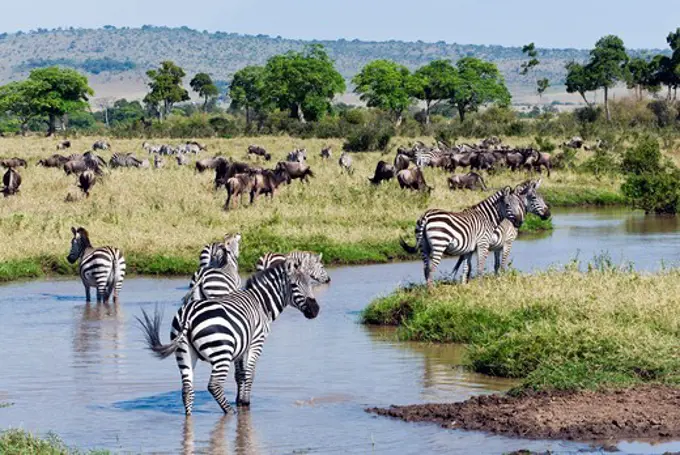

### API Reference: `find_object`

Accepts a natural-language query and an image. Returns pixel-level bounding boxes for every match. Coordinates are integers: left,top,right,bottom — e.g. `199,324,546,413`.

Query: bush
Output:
342,125,394,152
647,100,679,128
621,135,662,175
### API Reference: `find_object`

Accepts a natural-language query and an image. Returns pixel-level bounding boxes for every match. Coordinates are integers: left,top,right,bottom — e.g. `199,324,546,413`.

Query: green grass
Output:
362,268,680,392
0,429,109,455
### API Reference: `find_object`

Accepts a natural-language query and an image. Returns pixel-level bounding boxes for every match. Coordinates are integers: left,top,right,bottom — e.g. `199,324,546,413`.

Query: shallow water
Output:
1,210,680,454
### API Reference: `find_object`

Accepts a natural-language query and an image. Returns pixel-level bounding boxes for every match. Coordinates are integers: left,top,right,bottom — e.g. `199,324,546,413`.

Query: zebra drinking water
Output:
185,234,242,302
400,187,524,285
66,227,126,303
138,257,320,415
451,179,551,279
256,251,330,284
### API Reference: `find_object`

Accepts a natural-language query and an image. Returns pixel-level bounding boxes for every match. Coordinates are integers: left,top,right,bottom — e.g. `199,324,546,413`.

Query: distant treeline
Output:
15,57,136,74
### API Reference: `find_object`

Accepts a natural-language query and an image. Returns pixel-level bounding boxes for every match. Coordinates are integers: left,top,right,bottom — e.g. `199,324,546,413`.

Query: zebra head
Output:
296,252,330,284
499,187,525,229
284,257,320,319
517,179,551,220
67,226,92,264
224,232,241,261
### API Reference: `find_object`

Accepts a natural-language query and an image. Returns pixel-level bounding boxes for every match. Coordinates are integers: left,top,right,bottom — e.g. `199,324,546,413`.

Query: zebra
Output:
339,152,353,174
66,227,126,303
400,187,524,286
256,251,330,284
137,257,320,415
451,180,551,279
185,234,242,303
287,148,307,162
198,236,233,270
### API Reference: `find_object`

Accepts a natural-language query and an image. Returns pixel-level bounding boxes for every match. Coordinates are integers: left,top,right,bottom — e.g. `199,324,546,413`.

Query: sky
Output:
1,0,677,49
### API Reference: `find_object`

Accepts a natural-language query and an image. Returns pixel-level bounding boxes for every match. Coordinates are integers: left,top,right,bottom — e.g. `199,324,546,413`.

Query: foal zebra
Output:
400,187,524,285
138,258,320,415
67,227,126,303
256,251,330,284
186,234,242,303
452,179,551,279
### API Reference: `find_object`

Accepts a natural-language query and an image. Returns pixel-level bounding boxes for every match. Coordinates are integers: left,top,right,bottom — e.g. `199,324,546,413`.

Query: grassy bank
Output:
0,136,615,283
362,268,680,392
0,429,108,454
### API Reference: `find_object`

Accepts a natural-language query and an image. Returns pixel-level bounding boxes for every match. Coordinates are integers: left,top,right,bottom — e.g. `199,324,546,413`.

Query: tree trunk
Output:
47,113,56,136
394,111,403,127
425,100,431,125
579,91,592,107
604,86,611,122
458,105,466,122
296,103,306,123
245,106,251,128
104,106,109,127
203,95,209,112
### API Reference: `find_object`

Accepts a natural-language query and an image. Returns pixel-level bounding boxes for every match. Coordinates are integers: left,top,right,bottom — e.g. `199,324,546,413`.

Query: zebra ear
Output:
502,186,511,196
534,179,542,189
71,226,77,236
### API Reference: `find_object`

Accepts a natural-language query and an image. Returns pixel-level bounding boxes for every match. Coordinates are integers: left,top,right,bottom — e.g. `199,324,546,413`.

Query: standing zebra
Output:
400,187,524,286
138,258,320,415
186,234,242,303
66,227,126,303
451,180,551,279
338,152,353,174
256,251,330,284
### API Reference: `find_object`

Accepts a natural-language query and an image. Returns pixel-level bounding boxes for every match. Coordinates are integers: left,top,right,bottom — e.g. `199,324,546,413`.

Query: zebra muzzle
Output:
302,298,320,319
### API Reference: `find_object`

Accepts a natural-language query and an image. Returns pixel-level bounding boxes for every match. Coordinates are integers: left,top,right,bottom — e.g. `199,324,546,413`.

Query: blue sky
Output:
2,0,677,49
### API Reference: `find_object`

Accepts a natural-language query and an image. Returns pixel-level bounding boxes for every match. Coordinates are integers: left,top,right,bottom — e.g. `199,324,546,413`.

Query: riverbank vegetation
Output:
362,266,680,392
0,429,109,454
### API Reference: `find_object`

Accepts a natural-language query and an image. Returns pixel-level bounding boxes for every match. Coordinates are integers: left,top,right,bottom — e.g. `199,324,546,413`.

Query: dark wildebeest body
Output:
2,168,21,196
369,160,396,185
397,168,431,192
276,161,313,183
247,145,271,161
224,173,253,210
448,172,487,191
320,147,332,159
57,140,71,150
0,158,27,169
250,169,289,204
39,154,70,168
215,160,252,189
394,153,410,171
92,140,111,151
78,170,96,197
64,159,104,176
195,157,224,173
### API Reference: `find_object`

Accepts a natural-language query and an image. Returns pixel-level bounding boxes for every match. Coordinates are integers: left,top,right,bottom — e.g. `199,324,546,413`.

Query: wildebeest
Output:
397,167,431,192
368,160,396,185
56,140,71,150
448,172,487,191
320,146,332,159
215,160,252,189
276,161,313,183
83,151,107,168
287,148,307,162
77,170,96,197
247,145,271,161
195,156,225,173
0,158,27,169
249,168,289,204
38,154,70,168
64,159,103,176
338,152,353,174
92,140,111,151
153,155,164,169
224,173,253,210
394,152,410,171
2,168,21,196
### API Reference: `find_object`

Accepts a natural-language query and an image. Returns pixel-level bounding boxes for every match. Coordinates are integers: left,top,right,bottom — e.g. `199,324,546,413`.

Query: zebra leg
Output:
176,343,198,416
494,250,502,275
84,284,91,303
501,241,514,272
236,344,263,407
476,243,490,279
208,360,234,414
451,256,465,279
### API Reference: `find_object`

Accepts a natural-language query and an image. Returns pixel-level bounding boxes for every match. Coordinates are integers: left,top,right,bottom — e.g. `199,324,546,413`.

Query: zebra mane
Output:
76,227,92,247
244,262,287,290
464,187,509,212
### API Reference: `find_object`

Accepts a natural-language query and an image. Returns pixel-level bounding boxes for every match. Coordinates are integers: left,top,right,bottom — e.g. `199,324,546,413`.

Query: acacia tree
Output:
520,43,550,99
229,65,268,128
353,59,413,125
190,73,219,112
263,44,345,122
626,57,658,100
410,60,458,125
0,80,43,134
27,67,93,135
587,35,629,121
144,61,189,121
565,61,596,106
449,57,511,122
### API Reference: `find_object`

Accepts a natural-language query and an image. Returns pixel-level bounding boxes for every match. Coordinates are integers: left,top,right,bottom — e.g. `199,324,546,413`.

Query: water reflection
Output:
182,411,260,455
73,301,124,359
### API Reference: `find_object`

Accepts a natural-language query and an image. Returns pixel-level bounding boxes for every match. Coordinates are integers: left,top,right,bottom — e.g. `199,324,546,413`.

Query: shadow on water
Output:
182,411,260,455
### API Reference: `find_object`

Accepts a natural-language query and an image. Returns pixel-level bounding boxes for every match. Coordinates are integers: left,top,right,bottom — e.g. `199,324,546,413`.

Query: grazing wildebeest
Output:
78,170,96,197
215,160,252,190
368,160,396,185
531,152,552,176
247,145,271,161
64,159,103,176
176,154,189,166
320,146,332,159
397,167,431,192
83,151,107,168
287,148,307,162
2,168,21,196
504,152,526,172
224,173,253,210
394,152,410,171
38,154,70,168
250,168,289,204
276,161,313,183
92,140,111,151
470,152,497,172
338,152,353,174
153,155,164,169
195,157,224,173
57,140,71,150
0,158,27,169
448,172,487,191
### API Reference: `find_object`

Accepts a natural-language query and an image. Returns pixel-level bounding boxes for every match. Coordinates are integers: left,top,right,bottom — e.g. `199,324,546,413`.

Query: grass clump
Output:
362,268,680,392
0,429,109,454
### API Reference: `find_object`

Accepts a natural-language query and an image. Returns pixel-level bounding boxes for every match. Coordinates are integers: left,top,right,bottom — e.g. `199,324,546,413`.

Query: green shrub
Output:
621,168,680,214
621,135,662,175
342,125,394,152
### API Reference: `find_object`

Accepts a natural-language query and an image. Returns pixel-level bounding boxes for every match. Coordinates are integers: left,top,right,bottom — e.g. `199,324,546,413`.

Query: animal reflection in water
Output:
72,302,124,361
182,410,260,455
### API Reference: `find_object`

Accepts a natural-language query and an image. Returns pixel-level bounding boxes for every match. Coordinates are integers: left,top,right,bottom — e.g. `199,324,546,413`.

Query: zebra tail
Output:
399,237,419,254
103,252,118,303
136,307,185,360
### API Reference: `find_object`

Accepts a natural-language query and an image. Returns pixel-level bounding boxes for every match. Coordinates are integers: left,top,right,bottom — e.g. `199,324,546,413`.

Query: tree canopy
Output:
410,60,458,124
449,57,511,122
353,59,413,125
190,73,219,112
144,61,190,120
229,65,268,127
588,35,629,121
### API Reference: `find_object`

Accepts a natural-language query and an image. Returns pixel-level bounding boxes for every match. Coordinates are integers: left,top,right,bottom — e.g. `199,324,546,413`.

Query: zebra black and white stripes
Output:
400,187,524,285
186,234,242,302
138,257,320,415
67,227,126,303
256,251,330,284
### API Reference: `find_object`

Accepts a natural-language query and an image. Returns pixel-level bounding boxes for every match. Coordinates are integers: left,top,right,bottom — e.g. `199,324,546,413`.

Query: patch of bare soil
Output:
367,386,680,442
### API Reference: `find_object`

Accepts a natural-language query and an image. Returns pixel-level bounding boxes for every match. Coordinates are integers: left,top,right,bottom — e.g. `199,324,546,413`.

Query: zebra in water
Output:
400,187,524,285
137,257,320,415
66,227,126,303
198,237,231,270
186,234,242,302
451,179,551,279
256,251,330,284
